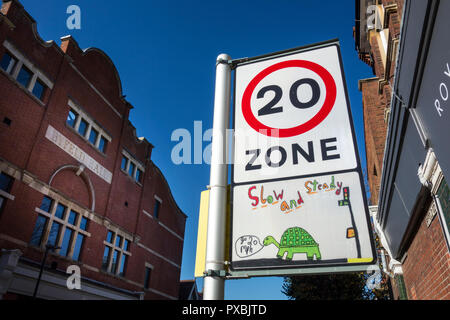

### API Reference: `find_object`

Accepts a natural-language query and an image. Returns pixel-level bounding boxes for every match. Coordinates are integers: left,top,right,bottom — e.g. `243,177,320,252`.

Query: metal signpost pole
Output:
203,54,231,300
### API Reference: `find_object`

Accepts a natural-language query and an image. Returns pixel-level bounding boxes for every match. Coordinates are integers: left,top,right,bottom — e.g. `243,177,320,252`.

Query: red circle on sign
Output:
242,60,337,138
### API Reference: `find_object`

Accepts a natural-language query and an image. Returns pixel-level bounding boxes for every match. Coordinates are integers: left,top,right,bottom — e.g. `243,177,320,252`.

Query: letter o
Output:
440,83,448,101
265,146,287,168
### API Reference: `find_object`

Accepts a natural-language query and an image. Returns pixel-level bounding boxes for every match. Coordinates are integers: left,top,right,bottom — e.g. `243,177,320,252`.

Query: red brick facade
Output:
0,0,186,300
402,205,450,300
355,0,450,300
359,78,386,205
358,0,403,206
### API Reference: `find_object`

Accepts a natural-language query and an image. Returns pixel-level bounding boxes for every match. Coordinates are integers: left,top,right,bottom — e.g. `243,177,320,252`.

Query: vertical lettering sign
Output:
231,41,376,272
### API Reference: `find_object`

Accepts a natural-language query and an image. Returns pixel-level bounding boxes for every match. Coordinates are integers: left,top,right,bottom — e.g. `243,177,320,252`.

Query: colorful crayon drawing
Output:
235,235,264,258
338,186,361,258
247,185,304,214
304,175,343,195
263,227,322,261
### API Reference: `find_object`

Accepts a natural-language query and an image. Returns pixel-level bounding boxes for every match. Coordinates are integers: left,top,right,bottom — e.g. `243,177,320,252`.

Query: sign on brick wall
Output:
45,125,112,183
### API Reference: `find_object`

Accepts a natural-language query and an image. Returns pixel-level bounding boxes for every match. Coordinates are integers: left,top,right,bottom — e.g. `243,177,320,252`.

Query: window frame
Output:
1,40,54,104
31,196,91,261
153,196,162,219
121,150,145,185
16,64,33,89
66,99,112,155
144,264,153,290
101,230,132,277
88,127,99,146
0,51,17,75
66,108,79,129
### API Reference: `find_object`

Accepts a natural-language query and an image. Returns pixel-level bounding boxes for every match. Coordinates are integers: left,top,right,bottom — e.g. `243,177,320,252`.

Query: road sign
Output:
230,40,377,274
233,42,359,184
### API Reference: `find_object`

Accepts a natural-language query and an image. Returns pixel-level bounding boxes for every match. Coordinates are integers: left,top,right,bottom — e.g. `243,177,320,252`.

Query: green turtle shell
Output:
280,227,317,247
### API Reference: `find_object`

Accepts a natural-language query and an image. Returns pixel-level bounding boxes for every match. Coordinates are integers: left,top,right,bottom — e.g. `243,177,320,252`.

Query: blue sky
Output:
20,0,374,299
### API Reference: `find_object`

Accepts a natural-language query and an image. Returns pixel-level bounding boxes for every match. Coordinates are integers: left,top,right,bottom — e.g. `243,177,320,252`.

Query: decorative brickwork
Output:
0,0,186,300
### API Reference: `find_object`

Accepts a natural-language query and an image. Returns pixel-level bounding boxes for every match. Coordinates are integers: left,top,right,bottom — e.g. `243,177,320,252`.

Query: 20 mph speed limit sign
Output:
230,40,376,274
233,42,358,184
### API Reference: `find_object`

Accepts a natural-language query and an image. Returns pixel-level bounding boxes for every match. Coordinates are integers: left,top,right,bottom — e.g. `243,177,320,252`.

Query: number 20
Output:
257,78,320,116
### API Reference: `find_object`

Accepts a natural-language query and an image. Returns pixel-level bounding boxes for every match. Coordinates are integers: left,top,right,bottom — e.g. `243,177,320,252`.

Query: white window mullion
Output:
74,115,82,131
85,124,92,140
95,133,101,148
56,225,67,254
28,73,38,91
11,60,22,79
5,57,16,74
125,158,130,173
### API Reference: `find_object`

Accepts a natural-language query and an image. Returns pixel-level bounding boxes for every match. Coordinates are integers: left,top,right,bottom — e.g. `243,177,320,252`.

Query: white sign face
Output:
231,172,375,270
233,43,357,184
230,42,376,272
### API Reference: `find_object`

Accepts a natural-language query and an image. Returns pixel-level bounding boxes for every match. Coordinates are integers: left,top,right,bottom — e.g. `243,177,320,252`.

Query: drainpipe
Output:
368,205,402,277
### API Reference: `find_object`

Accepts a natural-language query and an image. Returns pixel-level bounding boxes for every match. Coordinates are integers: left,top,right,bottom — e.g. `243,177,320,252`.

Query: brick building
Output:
0,0,186,300
355,0,449,299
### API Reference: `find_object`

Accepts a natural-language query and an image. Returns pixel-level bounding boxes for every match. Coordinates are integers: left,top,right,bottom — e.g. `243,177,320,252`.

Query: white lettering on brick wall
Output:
45,125,112,184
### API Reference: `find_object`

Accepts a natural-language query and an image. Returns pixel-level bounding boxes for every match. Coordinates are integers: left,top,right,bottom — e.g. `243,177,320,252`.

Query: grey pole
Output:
203,54,231,300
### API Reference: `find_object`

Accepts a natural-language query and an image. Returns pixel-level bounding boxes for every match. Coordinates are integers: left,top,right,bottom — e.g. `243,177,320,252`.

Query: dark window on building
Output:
78,119,88,137
31,196,88,260
0,52,17,74
102,230,131,277
40,196,53,213
0,172,13,192
121,156,128,171
115,235,123,247
144,267,152,289
128,162,135,177
154,198,161,219
72,234,84,261
80,216,88,231
59,228,73,257
89,127,98,145
47,222,62,247
0,162,14,215
111,250,119,274
136,169,143,184
98,136,107,153
68,210,78,225
16,65,32,88
30,215,48,246
102,246,111,271
106,231,113,243
55,203,66,220
119,255,127,276
32,79,46,100
66,109,78,128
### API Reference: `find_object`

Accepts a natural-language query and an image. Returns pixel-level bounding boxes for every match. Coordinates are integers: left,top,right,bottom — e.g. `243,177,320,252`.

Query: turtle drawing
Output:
263,227,322,261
